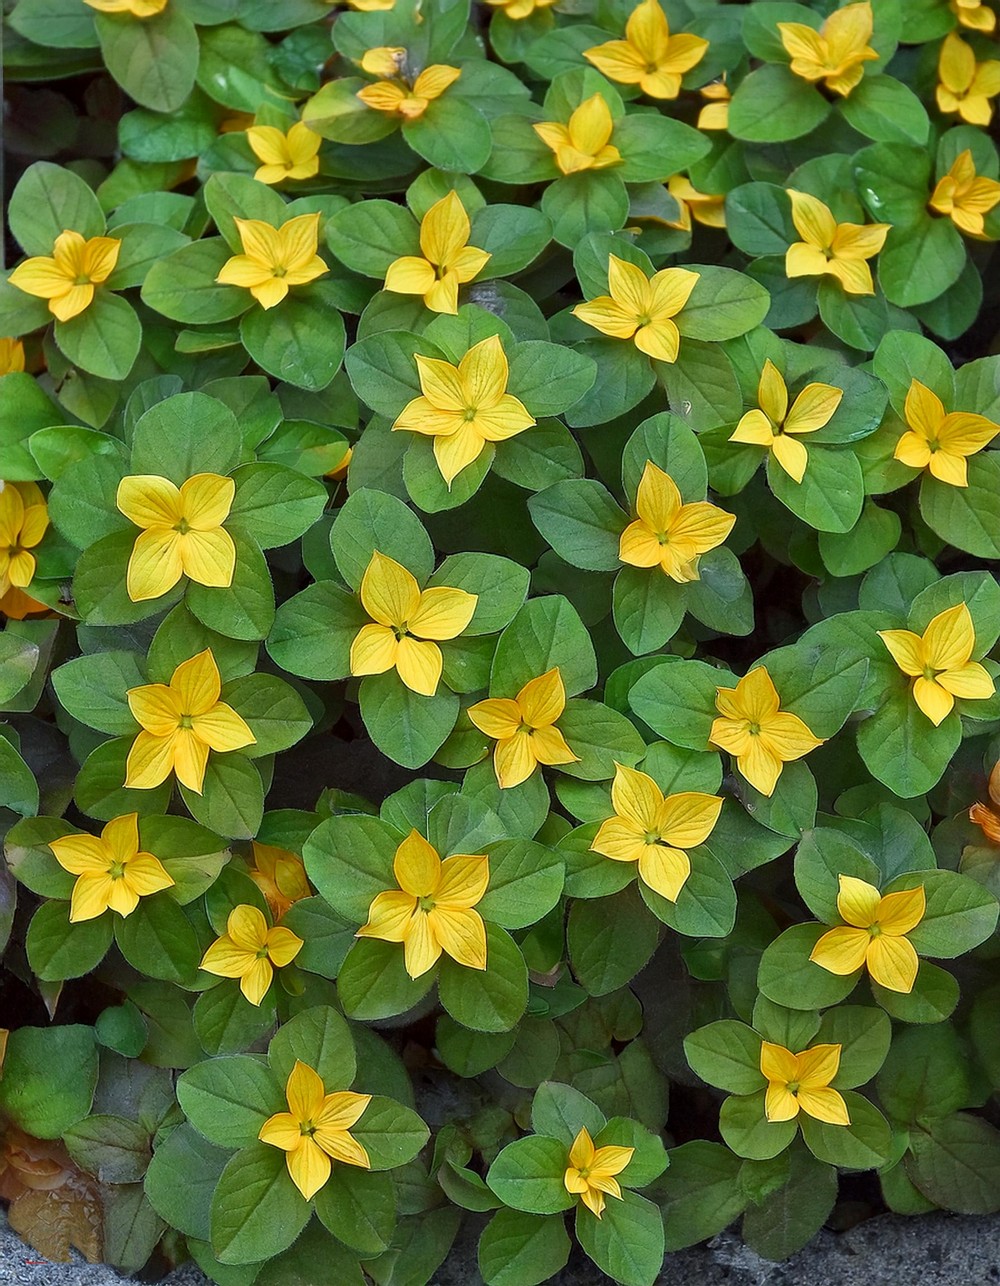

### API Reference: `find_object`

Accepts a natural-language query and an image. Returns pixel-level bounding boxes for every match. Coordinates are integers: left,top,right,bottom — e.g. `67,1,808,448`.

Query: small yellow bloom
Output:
951,0,996,32
49,813,173,923
259,1061,371,1200
878,603,994,726
591,763,723,901
893,378,999,486
246,121,322,185
563,1127,634,1219
709,667,824,797
125,650,256,794
9,230,120,322
534,94,622,176
468,667,579,789
929,149,1000,238
583,0,707,99
810,874,926,993
84,0,168,15
200,904,303,1006
573,255,699,364
484,0,558,17
385,191,491,315
619,461,735,582
730,359,843,485
760,1042,850,1125
970,759,1000,845
248,842,311,921
116,473,236,603
216,214,327,310
785,190,889,295
392,334,535,486
0,338,25,374
357,830,489,978
665,176,726,232
697,78,730,130
778,1,878,97
357,58,461,119
0,481,48,602
937,31,1000,125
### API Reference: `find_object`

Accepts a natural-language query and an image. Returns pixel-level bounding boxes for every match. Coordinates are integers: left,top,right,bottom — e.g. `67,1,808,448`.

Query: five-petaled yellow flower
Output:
760,1041,850,1126
125,649,255,794
810,874,926,993
357,52,461,119
259,1061,371,1201
709,666,824,797
730,359,843,484
9,230,120,322
573,255,699,364
246,121,322,185
84,0,168,14
357,830,489,978
785,190,889,295
484,0,557,18
534,94,621,176
248,842,311,921
937,32,1000,125
878,603,994,726
349,551,478,697
0,481,48,604
216,213,327,310
116,473,236,602
0,338,25,374
893,378,1000,486
49,813,173,923
200,904,304,1006
778,1,877,97
619,461,735,583
591,763,723,902
666,176,726,231
563,1127,634,1219
951,0,996,32
929,149,1000,238
468,667,579,789
384,191,491,315
392,334,535,487
584,0,708,100
697,78,730,130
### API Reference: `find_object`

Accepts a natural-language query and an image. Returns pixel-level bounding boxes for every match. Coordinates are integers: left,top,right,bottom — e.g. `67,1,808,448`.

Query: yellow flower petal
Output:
394,830,441,897
126,528,184,601
395,635,443,696
402,908,441,977
428,904,487,970
796,1085,850,1125
350,623,398,678
493,731,537,789
836,874,881,928
124,730,177,790
518,667,566,727
866,934,919,993
434,854,490,908
286,1135,331,1200
117,475,183,529
637,843,690,901
467,697,522,740
609,762,662,830
408,585,478,640
809,925,870,975
357,889,419,943
876,885,926,936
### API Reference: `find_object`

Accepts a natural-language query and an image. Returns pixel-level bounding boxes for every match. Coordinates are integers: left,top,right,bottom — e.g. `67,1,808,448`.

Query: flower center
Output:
463,407,478,422
869,923,882,937
256,945,270,959
418,896,435,913
179,713,194,728
108,860,126,881
643,830,660,845
517,722,534,736
175,518,191,534
300,1120,317,1138
787,1081,799,1095
393,623,410,640
273,265,287,278
74,274,92,286
748,722,761,736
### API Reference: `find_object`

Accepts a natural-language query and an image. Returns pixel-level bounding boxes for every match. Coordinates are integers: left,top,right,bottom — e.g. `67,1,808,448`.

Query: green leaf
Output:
676,266,771,342
839,75,929,146
894,869,998,959
684,1020,765,1095
719,1089,796,1161
540,171,628,249
486,1136,575,1215
856,688,960,799
477,838,564,930
574,1189,664,1286
729,65,830,142
95,7,199,113
659,1141,747,1251
314,1166,396,1255
0,1024,98,1138
478,1209,571,1286
360,673,459,769
438,923,529,1033
64,1114,151,1184
767,444,865,533
145,1124,230,1242
229,463,326,550
267,1005,357,1091
0,373,63,481
332,486,434,589
528,479,624,572
757,923,860,1011
240,285,346,392
211,1142,311,1265
349,1095,428,1169
920,454,1000,558
179,755,265,841
8,161,105,256
491,596,597,697
799,1092,892,1168
507,340,597,417
337,938,435,1021
176,1054,283,1149
51,649,145,735
878,217,965,309
26,900,114,982
54,292,141,381
114,894,200,985
567,885,660,995
303,812,396,923
530,1082,606,1148
193,983,276,1058
907,1114,1000,1214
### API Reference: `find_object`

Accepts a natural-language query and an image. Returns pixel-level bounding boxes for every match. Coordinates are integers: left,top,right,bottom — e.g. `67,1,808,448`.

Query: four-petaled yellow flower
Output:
392,334,535,487
468,667,579,789
248,842,311,921
484,0,557,18
778,1,878,97
665,176,726,231
357,55,461,119
573,255,699,363
785,190,889,295
9,230,120,322
200,904,304,1006
246,121,322,185
584,0,708,100
929,149,1000,238
937,32,1000,125
760,1041,850,1126
697,78,730,130
730,359,843,484
709,666,824,797
384,191,491,315
563,1127,634,1219
951,0,996,32
125,649,255,794
534,94,621,176
893,378,1000,486
619,461,735,583
878,603,995,726
84,0,168,14
0,481,48,604
810,874,926,993
591,763,723,902
349,551,478,697
357,830,489,978
116,473,236,603
49,813,174,923
0,338,25,374
259,1061,371,1200
216,214,327,310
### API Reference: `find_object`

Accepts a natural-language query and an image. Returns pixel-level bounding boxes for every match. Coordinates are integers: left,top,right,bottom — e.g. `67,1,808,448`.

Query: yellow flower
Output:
259,1061,371,1200
200,904,303,1006
951,0,996,32
9,230,120,322
573,255,699,364
384,191,491,315
344,0,395,9
0,481,48,602
49,813,174,923
583,0,708,99
248,842,311,921
810,875,926,993
84,0,168,14
357,58,461,119
697,78,730,130
116,473,236,602
246,121,322,185
534,94,622,176
468,667,579,789
709,667,824,797
760,1042,850,1126
970,759,1000,845
929,149,1000,237
892,378,1000,486
563,1127,634,1219
125,650,256,794
665,176,726,231
591,763,723,901
216,214,327,310
484,0,558,17
730,359,843,484
356,830,489,978
619,461,735,583
878,603,994,726
784,190,889,295
937,32,1000,124
778,1,878,96
392,334,535,487
0,338,25,374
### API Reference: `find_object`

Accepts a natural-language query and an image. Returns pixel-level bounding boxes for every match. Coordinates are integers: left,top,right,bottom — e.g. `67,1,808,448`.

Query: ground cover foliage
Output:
5,0,1000,1281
